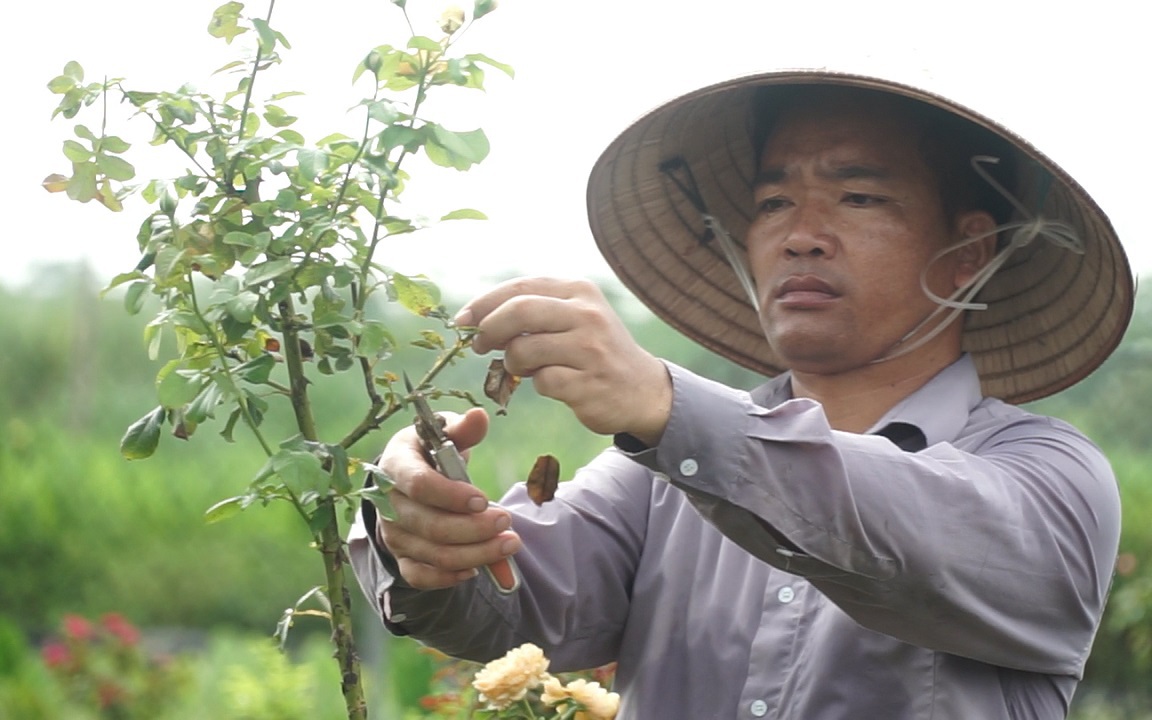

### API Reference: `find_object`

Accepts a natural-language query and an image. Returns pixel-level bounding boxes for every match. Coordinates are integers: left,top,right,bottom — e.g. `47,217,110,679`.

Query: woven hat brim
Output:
585,71,1134,404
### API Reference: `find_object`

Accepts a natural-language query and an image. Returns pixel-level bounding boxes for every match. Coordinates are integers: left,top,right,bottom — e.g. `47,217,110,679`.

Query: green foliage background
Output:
1,263,1150,717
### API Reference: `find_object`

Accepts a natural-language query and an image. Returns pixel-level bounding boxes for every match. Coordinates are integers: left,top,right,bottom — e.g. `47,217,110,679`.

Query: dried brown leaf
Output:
526,454,560,505
483,357,520,416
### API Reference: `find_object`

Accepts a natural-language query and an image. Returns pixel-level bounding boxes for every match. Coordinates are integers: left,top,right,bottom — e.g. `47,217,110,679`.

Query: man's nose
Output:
782,203,837,258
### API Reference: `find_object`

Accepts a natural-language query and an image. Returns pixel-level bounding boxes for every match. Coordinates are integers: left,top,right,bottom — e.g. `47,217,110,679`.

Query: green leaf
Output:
62,140,91,163
225,291,260,323
47,74,76,94
124,280,149,315
251,17,278,52
205,496,247,524
297,148,328,181
185,375,233,423
263,104,297,128
408,35,442,51
275,189,298,210
63,60,84,82
103,271,147,296
100,135,131,153
96,154,135,181
425,125,489,171
273,450,328,496
157,364,206,408
364,99,399,124
474,0,498,19
243,258,294,287
220,407,242,442
358,320,395,360
379,125,424,153
465,52,514,78
120,406,166,460
308,507,333,534
392,273,441,317
208,1,247,43
66,162,99,202
223,230,257,247
327,444,352,495
213,59,247,75
236,354,275,384
359,483,397,521
440,208,487,221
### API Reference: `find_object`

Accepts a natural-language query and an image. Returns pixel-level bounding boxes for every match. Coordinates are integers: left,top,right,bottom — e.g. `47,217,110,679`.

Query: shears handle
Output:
431,441,522,595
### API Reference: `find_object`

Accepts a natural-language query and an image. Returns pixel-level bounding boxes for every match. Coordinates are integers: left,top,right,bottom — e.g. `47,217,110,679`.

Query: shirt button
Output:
750,699,768,717
777,586,795,603
391,613,408,623
679,458,699,476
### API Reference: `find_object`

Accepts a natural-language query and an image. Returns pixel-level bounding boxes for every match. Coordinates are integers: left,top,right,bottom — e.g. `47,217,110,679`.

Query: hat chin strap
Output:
706,214,761,308
868,156,1084,365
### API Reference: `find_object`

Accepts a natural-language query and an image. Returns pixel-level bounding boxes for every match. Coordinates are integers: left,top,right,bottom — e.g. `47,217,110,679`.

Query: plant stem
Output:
339,330,475,449
277,293,366,720
317,498,367,720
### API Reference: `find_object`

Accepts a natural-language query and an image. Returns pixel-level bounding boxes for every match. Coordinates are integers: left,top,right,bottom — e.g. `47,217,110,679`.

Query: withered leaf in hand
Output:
526,454,560,506
483,357,521,416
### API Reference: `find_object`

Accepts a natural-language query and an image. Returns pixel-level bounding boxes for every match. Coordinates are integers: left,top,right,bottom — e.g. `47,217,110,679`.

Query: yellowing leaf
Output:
42,174,70,193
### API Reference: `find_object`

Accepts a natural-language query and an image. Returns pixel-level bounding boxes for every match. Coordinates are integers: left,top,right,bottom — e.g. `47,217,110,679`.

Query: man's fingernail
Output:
453,307,474,328
500,537,522,555
494,514,511,532
467,496,488,513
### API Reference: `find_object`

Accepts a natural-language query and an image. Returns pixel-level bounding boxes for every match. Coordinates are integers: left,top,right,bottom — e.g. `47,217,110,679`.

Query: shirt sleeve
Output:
631,363,1120,676
347,448,654,670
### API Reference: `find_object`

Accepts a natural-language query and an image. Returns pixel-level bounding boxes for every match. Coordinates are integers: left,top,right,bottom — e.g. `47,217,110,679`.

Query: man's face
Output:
747,98,964,375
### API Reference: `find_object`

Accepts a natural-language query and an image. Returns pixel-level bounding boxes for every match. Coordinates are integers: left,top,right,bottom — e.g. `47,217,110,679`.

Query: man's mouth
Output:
775,275,840,305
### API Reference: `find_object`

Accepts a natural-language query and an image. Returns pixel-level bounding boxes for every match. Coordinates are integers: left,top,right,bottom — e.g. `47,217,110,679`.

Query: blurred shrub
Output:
2,266,1151,713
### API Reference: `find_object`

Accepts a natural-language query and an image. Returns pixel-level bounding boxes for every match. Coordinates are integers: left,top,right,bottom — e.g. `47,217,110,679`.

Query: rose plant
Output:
418,644,620,720
44,1,511,718
40,613,187,719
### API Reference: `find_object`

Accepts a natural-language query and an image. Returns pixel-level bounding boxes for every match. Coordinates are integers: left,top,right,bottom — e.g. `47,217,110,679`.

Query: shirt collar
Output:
868,353,983,446
751,354,983,447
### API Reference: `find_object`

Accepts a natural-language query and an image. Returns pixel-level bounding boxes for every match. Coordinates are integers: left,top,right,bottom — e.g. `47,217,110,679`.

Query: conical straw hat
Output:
586,70,1134,403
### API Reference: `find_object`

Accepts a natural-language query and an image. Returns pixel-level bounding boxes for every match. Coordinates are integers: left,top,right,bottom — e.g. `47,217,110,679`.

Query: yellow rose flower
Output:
471,643,552,710
541,676,621,720
438,5,465,34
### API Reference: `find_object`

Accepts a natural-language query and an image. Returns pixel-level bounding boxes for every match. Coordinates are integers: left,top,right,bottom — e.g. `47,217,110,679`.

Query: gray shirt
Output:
349,355,1120,719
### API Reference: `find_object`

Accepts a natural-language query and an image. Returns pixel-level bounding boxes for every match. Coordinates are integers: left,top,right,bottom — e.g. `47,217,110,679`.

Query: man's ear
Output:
952,211,998,289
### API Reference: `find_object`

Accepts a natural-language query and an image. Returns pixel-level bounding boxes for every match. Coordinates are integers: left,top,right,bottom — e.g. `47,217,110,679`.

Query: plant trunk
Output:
280,297,369,720
318,499,368,720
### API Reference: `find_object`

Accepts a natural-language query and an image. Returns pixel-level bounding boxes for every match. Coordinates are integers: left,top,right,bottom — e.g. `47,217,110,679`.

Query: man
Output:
350,71,1134,718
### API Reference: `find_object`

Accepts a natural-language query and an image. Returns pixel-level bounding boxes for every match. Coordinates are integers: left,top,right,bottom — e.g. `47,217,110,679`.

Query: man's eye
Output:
756,196,790,213
843,193,886,206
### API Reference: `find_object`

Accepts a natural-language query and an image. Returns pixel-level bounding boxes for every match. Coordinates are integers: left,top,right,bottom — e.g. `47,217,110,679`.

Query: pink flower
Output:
41,641,72,669
100,612,141,646
62,614,94,642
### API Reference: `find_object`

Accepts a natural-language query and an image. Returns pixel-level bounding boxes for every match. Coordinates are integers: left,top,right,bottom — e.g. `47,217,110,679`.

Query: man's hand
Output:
456,277,672,446
376,408,522,590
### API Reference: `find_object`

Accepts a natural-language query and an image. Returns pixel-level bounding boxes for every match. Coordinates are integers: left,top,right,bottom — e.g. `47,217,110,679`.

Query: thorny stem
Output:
276,293,366,720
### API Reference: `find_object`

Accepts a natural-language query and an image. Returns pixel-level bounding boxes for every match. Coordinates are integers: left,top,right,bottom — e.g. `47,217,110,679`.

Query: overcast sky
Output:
6,0,1149,299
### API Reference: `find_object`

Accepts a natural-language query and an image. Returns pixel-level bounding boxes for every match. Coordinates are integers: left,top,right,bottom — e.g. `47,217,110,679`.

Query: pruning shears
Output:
404,372,521,594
